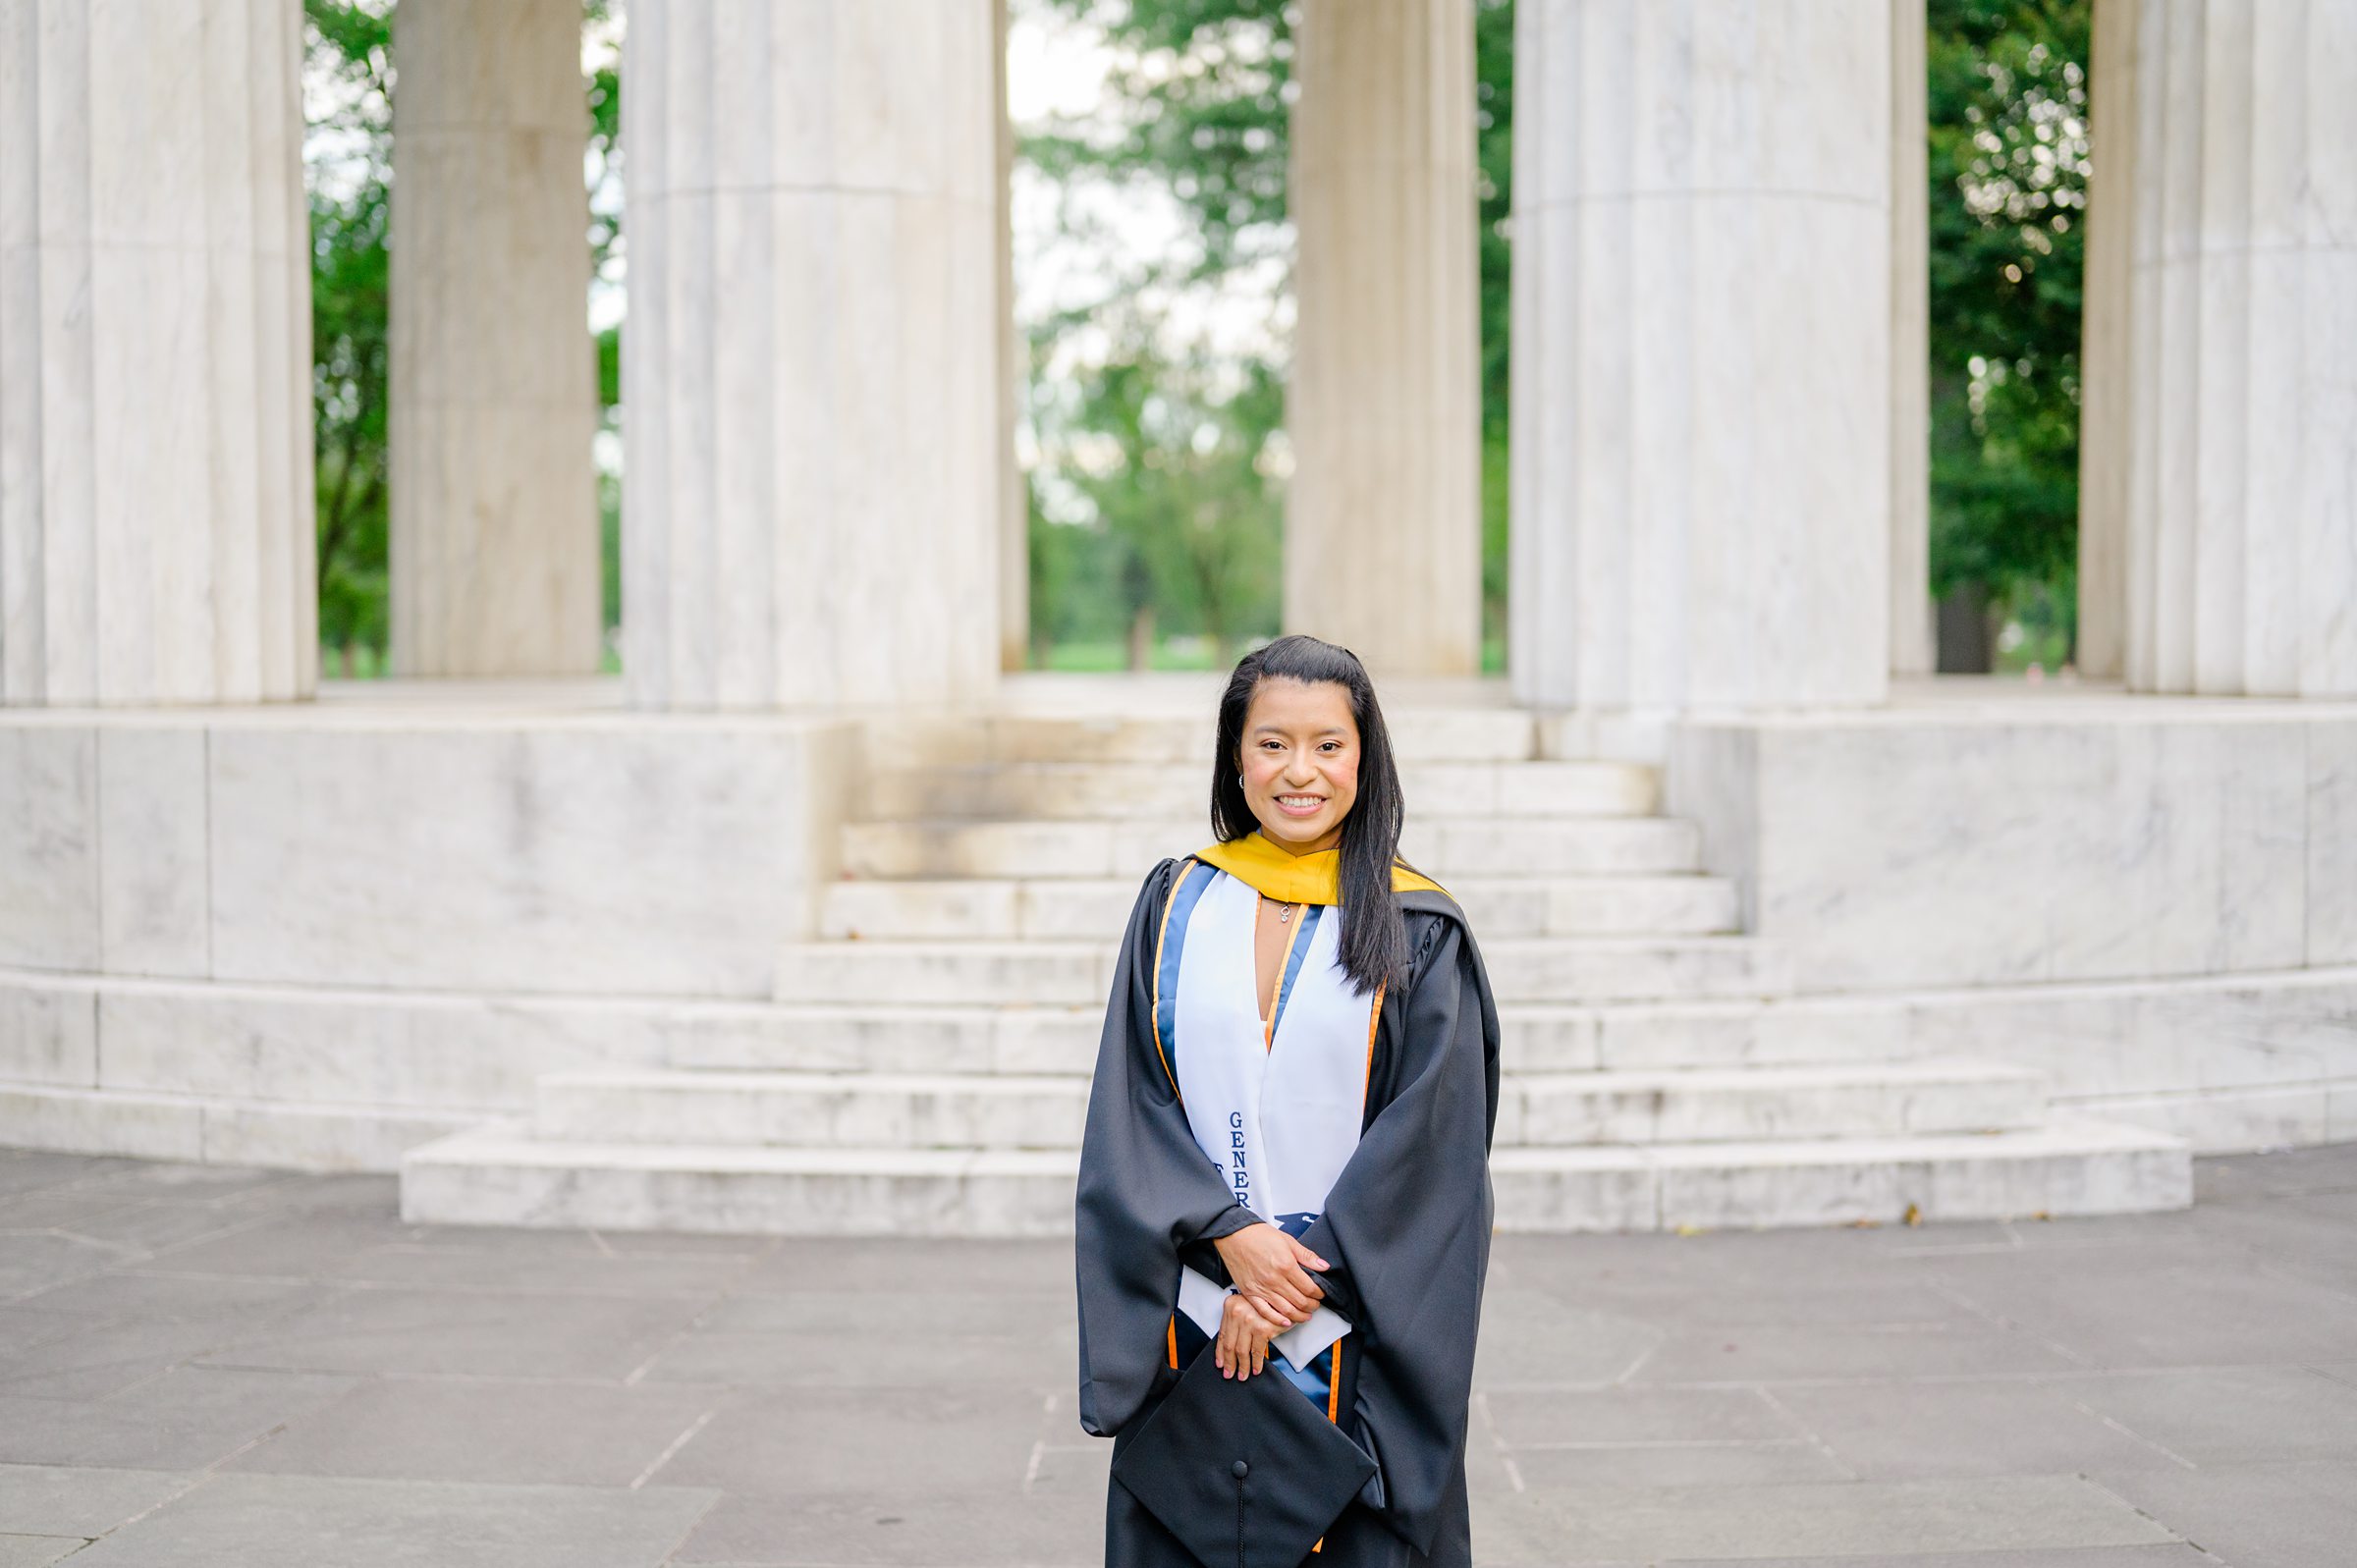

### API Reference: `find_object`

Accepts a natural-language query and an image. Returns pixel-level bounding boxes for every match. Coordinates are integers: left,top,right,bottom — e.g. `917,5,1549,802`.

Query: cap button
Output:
1231,1459,1250,1479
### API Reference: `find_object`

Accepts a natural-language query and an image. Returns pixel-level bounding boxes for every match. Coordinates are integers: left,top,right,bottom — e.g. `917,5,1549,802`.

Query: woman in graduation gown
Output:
1074,633,1503,1568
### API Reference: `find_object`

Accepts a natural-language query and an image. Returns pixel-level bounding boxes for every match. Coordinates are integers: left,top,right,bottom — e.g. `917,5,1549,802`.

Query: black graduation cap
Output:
1111,1345,1380,1568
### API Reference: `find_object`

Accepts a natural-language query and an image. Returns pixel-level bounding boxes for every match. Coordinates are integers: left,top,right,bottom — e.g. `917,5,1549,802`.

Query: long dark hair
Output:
1210,634,1417,995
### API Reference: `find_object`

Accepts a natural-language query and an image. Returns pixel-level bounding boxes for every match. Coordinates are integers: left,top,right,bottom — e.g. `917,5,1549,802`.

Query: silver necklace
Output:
1263,893,1295,924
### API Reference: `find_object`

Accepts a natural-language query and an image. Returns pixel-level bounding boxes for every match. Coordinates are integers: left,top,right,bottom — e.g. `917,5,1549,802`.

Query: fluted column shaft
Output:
2120,0,2357,696
1891,0,1933,676
624,0,1002,710
0,0,315,705
1287,0,1483,680
1508,0,1892,712
388,0,599,677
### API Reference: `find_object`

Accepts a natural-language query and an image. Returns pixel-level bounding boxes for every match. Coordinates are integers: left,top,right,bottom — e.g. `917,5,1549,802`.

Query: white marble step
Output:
665,997,1904,1076
527,1058,2046,1151
859,759,1660,822
397,1116,2192,1236
819,874,1740,942
773,935,1789,1006
858,706,1543,767
838,816,1704,880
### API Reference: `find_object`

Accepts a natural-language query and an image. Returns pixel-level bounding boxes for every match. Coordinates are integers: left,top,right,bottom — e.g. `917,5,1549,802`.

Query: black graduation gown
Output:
1074,855,1503,1568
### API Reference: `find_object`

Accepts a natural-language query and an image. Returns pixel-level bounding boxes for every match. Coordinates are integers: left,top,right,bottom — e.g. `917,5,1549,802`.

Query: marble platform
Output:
3,673,2351,1232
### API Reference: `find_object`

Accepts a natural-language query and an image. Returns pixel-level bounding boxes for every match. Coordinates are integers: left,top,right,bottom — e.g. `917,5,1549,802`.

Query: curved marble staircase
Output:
400,708,2191,1234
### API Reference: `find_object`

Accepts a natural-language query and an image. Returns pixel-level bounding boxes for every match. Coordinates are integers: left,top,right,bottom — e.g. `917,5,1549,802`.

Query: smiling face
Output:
1236,676,1361,852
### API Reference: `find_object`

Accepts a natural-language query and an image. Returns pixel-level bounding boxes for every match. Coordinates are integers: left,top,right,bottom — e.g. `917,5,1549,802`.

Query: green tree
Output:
1926,0,2091,670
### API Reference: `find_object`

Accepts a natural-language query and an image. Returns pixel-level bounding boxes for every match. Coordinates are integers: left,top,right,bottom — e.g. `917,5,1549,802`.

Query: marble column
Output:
388,0,600,677
995,0,1028,672
1890,0,1934,676
0,0,315,706
624,1,1002,710
2120,0,2356,697
2075,0,2137,680
1287,0,1483,679
1508,0,1892,712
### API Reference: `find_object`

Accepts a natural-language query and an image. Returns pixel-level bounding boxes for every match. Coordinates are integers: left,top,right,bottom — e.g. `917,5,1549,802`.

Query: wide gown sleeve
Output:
1073,856,1262,1438
1292,909,1502,1555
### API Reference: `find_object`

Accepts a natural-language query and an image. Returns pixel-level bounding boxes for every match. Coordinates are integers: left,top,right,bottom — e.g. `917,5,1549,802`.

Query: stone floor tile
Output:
193,1284,714,1379
2093,1459,2357,1568
657,1385,1052,1498
1505,1438,1851,1489
129,1212,430,1279
321,1241,759,1296
0,1287,337,1402
2046,1366,2357,1465
1622,1320,2083,1384
670,1490,1102,1567
60,1471,718,1568
1763,1377,2182,1481
0,1535,87,1568
1484,1475,2178,1562
0,1154,147,1200
1657,1548,2218,1567
1920,1248,2357,1367
634,1325,1072,1390
224,1375,721,1487
8,1199,279,1259
0,1233,126,1299
0,1462,195,1538
0,1366,356,1470
736,1236,1074,1296
1481,1384,1802,1446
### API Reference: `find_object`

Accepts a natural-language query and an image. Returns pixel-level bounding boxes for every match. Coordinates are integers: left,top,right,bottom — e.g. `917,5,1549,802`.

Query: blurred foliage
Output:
304,0,393,670
1927,0,2091,665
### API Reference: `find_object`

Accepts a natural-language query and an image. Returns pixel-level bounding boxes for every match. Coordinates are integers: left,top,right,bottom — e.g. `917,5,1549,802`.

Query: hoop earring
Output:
1236,773,1245,791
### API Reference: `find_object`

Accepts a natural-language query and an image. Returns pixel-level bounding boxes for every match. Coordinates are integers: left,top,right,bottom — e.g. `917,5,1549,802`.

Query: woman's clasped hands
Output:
1208,1220,1331,1379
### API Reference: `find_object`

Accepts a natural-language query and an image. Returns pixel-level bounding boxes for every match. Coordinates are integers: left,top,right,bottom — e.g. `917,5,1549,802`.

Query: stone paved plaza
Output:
0,1146,2353,1566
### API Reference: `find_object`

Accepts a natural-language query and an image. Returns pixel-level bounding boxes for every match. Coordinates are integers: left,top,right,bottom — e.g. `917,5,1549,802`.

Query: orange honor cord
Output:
1361,976,1387,1098
1166,1315,1178,1370
1308,1339,1344,1552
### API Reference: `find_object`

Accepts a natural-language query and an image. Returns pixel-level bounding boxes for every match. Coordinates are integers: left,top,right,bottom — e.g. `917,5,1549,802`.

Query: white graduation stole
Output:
1164,865,1373,1372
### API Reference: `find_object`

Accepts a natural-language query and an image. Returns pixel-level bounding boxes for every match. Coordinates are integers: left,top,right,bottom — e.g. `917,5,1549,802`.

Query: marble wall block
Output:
0,978,95,1087
2307,714,2357,964
93,983,675,1110
1508,0,1893,713
96,727,209,977
1671,707,2354,992
204,717,856,995
0,0,314,705
0,724,97,967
